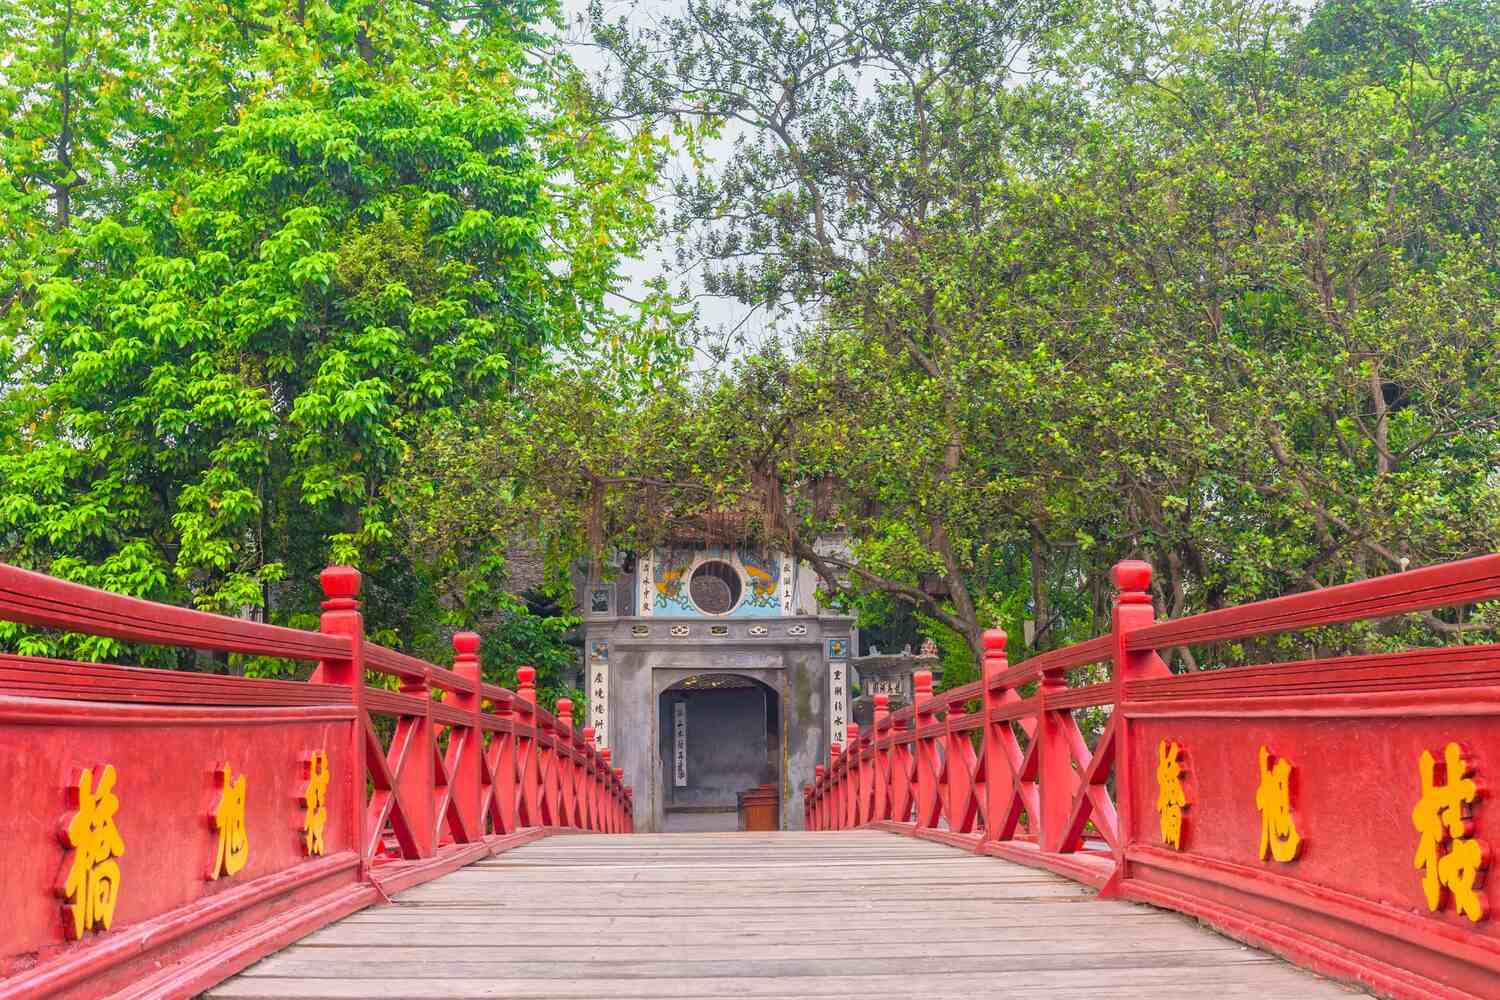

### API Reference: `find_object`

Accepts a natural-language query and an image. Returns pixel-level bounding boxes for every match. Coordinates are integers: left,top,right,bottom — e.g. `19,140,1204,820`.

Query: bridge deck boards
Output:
207,831,1365,999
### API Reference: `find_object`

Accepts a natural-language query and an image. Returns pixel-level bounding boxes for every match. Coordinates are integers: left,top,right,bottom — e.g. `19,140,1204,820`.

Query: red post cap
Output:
982,627,1009,683
318,566,361,605
1112,560,1153,603
453,631,481,656
914,670,934,701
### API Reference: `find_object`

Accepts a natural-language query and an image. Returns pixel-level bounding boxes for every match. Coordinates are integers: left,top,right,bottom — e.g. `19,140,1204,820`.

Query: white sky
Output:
562,0,798,366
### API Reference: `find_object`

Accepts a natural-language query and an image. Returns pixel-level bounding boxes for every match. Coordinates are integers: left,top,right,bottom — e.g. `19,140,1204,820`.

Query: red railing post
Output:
913,670,940,829
538,708,559,827
576,721,590,829
315,566,368,871
1110,560,1166,881
451,632,483,843
861,724,875,825
1038,662,1074,854
580,726,597,831
842,736,853,830
600,748,614,832
980,629,1020,842
516,667,541,827
578,729,593,831
600,747,611,832
873,694,891,821
592,735,604,832
859,723,871,826
571,719,588,831
813,764,826,830
828,758,840,827
594,747,606,833
543,705,559,829
591,733,604,833
890,713,913,824
564,716,576,828
400,662,437,857
829,742,843,830
555,699,575,828
846,722,861,829
492,687,518,835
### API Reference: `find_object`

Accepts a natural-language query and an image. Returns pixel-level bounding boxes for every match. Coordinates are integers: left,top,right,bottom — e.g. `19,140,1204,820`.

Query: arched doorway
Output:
658,673,781,832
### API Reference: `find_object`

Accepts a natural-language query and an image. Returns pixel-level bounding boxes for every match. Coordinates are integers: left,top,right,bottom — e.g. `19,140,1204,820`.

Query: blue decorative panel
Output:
646,546,783,618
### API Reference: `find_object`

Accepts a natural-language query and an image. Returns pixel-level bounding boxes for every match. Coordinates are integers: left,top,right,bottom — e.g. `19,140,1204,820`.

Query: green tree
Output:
569,0,1500,668
0,0,675,661
395,0,1500,681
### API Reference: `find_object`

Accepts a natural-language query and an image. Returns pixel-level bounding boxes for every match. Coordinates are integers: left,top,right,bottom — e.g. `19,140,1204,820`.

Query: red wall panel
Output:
0,704,355,967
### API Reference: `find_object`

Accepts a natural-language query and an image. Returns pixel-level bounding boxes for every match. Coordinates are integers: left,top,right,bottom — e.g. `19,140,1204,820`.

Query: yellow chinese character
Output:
1412,742,1489,923
301,752,330,856
60,764,126,939
1255,745,1302,862
1156,739,1187,850
210,763,249,879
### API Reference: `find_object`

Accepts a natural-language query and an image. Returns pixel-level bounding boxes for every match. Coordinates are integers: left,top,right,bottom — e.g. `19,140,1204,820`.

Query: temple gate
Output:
581,545,853,831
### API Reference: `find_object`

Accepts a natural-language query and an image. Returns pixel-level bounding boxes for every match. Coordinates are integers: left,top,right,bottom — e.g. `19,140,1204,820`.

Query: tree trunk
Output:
1030,527,1051,652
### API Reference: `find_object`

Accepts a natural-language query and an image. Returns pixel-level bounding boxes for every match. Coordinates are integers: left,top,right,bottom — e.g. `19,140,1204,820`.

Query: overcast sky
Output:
562,0,798,367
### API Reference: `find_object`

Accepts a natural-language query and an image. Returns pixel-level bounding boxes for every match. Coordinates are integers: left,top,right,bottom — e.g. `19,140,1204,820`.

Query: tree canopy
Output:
434,0,1499,678
4,0,1498,691
0,0,675,680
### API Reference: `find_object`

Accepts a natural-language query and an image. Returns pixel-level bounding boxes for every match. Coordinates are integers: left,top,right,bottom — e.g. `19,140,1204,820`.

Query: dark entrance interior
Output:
659,674,780,832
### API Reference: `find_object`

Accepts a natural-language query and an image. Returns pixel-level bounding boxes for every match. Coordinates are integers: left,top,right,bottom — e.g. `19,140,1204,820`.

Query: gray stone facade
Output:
581,548,852,832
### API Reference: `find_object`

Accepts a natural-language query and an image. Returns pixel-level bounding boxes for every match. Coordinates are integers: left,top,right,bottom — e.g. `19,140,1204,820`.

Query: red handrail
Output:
805,556,1500,1000
0,562,632,1000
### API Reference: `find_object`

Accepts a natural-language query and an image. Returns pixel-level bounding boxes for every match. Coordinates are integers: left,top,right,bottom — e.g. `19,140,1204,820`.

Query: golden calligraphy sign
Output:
301,751,330,856
1155,739,1187,850
209,763,249,879
60,764,126,939
1412,742,1489,923
1255,745,1303,863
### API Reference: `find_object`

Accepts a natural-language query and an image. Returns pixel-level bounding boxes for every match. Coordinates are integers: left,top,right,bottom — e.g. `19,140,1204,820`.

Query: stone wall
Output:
586,615,853,832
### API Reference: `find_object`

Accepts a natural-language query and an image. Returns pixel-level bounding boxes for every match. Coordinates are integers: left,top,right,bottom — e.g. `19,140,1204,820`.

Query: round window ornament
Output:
689,560,743,615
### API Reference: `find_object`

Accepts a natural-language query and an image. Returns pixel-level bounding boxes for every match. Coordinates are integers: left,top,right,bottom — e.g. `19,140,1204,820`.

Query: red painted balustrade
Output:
0,562,632,1000
804,555,1500,1000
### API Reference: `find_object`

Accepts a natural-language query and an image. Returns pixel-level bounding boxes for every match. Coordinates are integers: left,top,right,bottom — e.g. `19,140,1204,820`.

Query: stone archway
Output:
657,673,782,832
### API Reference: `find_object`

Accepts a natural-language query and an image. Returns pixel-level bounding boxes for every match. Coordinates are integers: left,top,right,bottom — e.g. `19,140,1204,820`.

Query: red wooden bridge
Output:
2,557,1500,998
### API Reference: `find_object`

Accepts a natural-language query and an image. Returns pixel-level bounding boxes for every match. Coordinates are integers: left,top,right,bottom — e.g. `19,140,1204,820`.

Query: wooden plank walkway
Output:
208,831,1366,999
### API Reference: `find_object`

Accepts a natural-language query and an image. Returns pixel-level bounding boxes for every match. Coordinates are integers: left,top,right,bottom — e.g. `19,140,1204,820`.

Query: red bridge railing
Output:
805,556,1500,1000
0,563,631,1000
